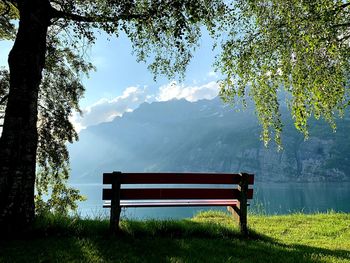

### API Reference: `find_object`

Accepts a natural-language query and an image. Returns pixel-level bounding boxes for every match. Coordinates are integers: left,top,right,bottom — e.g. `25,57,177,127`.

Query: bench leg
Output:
227,205,248,236
110,205,121,234
227,172,249,236
238,203,248,236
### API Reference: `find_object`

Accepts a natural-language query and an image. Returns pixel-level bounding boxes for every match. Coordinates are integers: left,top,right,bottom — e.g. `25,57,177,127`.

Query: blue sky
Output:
0,30,220,131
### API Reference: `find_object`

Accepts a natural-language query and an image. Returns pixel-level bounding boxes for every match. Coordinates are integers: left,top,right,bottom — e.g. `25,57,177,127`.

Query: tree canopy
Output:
217,0,350,146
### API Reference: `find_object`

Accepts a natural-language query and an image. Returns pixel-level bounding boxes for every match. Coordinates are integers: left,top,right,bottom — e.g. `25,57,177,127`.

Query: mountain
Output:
69,97,350,183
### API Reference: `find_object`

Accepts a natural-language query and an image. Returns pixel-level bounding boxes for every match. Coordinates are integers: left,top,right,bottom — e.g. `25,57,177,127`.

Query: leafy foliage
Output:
36,30,92,177
0,69,9,127
217,0,350,146
49,0,226,80
34,30,93,215
0,1,18,40
35,167,86,216
121,0,226,80
0,29,90,214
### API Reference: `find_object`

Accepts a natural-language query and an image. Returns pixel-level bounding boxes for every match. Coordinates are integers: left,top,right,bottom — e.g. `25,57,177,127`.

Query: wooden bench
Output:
103,172,254,236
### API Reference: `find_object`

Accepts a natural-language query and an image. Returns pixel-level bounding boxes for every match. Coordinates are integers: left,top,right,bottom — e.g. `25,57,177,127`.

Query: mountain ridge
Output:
69,97,350,183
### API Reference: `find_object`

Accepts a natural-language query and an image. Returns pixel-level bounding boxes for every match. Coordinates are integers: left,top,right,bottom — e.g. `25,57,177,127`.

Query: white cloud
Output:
71,80,220,132
156,81,219,102
71,86,151,131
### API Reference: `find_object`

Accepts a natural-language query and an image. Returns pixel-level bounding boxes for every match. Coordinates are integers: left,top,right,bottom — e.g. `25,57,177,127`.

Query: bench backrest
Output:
103,172,254,201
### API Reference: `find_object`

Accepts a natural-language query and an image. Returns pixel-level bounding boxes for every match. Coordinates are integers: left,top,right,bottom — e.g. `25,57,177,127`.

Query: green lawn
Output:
1,211,349,262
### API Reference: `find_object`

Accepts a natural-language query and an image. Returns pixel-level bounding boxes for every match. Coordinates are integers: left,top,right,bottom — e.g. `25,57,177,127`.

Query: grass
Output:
0,211,350,262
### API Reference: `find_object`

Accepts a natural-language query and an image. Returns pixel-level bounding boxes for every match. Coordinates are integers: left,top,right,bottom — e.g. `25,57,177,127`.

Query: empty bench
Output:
103,172,254,235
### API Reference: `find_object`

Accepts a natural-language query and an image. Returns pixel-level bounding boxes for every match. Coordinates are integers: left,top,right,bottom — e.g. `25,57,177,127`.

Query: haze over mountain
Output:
69,97,350,183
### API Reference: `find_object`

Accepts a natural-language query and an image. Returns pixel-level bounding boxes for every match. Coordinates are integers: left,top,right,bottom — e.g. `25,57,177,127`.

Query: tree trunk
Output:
0,0,50,235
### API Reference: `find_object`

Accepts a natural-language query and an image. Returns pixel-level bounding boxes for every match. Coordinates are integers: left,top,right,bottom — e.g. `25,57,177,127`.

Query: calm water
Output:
72,182,350,219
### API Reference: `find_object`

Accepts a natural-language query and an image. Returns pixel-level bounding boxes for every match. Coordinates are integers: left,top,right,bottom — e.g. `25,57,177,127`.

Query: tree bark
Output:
0,0,50,235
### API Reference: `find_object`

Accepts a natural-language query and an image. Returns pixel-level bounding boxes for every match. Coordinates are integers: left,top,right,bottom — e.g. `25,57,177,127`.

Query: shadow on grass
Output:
0,216,349,263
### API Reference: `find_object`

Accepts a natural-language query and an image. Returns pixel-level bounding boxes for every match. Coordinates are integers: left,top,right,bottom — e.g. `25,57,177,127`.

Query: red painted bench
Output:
103,172,254,235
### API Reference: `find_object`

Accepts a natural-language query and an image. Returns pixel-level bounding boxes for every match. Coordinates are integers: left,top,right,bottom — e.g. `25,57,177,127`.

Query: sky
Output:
0,30,221,132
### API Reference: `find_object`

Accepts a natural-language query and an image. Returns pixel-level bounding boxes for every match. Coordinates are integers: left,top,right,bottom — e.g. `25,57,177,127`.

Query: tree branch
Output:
0,94,8,106
337,34,350,43
332,22,350,28
50,7,144,23
333,2,350,15
338,3,350,10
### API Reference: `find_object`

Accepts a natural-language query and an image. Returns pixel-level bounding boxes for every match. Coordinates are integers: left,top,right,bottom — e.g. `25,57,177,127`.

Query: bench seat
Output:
104,199,241,207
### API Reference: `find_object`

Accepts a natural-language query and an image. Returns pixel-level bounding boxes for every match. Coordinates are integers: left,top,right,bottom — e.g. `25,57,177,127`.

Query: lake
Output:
72,182,350,219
